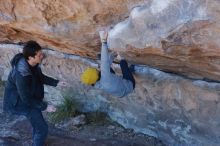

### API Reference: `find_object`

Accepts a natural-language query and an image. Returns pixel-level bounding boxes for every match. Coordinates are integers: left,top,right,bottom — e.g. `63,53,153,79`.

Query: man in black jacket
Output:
3,41,66,146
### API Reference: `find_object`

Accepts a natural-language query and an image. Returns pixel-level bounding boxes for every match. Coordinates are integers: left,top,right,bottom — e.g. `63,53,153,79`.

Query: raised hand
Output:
99,31,108,43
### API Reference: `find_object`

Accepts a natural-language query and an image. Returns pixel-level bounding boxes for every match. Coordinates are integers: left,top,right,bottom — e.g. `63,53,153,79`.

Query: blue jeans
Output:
9,100,48,146
27,109,48,146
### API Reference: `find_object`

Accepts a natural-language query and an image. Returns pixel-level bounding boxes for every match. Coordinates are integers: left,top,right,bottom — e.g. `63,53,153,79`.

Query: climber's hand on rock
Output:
99,31,108,43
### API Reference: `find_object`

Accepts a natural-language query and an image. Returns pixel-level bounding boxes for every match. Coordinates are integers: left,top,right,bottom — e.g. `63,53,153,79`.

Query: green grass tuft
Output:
49,96,78,123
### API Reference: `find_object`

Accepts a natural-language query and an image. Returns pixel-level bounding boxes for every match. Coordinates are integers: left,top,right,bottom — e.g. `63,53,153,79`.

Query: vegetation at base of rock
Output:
48,96,79,123
85,112,111,125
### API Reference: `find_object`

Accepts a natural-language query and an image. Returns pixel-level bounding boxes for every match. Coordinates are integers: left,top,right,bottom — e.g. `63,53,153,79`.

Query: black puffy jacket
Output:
3,53,58,112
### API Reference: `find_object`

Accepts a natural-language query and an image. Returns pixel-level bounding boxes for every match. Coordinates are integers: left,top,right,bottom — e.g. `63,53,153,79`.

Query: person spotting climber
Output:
3,41,67,146
81,31,135,97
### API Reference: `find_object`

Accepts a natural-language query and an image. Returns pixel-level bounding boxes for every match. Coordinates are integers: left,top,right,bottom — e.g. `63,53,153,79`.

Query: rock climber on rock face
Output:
81,30,135,97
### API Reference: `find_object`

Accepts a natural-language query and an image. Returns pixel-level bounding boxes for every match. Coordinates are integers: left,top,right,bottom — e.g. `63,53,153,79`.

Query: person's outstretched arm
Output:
41,73,59,86
99,31,111,80
40,70,67,87
37,67,59,86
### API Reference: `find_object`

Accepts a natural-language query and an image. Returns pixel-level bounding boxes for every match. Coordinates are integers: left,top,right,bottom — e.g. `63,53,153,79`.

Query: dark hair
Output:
22,40,42,60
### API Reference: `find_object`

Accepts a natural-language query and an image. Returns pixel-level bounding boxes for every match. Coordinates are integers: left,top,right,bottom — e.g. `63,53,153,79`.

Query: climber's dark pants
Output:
120,60,135,88
110,60,135,88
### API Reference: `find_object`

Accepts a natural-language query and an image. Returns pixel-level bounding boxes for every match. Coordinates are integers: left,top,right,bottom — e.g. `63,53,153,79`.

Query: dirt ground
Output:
0,81,166,146
0,112,165,146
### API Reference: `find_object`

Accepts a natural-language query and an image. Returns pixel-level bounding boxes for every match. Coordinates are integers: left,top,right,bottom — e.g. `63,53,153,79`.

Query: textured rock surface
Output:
0,111,163,146
1,0,220,81
0,72,164,146
0,0,144,57
0,45,219,146
1,0,220,145
108,0,220,81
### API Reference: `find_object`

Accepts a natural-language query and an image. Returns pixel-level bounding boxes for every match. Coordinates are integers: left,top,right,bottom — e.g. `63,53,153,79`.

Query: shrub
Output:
49,96,78,123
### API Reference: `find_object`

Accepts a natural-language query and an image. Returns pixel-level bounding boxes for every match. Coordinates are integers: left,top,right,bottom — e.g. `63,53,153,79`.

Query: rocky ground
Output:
0,81,165,146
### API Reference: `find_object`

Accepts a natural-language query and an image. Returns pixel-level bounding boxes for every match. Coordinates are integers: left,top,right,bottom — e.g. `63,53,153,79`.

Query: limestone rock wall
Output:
1,0,220,145
0,0,144,56
0,45,220,146
1,0,220,81
108,0,220,81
